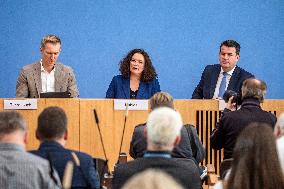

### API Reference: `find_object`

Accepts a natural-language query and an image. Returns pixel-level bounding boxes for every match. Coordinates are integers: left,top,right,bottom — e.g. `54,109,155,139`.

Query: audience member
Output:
130,92,205,166
214,123,284,189
30,106,100,189
113,107,201,189
121,169,184,189
0,111,60,189
211,78,276,159
106,48,160,99
274,113,284,173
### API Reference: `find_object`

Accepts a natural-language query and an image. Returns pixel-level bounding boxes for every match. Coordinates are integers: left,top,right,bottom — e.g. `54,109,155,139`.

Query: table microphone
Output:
117,103,129,164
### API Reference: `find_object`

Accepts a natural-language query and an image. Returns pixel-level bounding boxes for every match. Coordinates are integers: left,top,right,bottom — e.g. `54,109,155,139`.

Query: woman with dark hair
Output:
106,49,160,99
214,123,284,189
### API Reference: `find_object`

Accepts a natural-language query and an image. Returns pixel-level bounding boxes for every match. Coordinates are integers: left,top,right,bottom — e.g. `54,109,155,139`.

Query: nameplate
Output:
218,100,226,110
4,99,38,110
114,99,148,110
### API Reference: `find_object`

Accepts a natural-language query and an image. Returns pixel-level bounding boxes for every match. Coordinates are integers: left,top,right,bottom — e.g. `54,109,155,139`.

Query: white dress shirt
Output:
40,59,55,93
213,66,236,99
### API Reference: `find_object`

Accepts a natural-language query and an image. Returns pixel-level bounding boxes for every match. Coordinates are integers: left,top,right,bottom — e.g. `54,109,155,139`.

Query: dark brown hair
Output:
119,49,157,82
37,106,67,140
220,40,240,55
224,122,284,189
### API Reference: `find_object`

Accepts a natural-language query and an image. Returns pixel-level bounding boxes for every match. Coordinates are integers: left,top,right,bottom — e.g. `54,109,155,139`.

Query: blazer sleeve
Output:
192,67,207,99
151,78,161,96
192,127,206,163
16,68,29,98
106,77,116,98
67,67,79,98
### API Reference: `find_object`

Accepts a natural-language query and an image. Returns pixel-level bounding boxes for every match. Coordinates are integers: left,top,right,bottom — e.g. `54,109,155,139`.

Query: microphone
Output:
93,109,110,182
117,103,129,164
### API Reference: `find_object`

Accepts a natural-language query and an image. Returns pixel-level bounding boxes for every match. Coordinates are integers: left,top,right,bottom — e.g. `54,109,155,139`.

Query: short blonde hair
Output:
146,107,183,147
41,34,61,48
150,92,174,110
122,169,184,189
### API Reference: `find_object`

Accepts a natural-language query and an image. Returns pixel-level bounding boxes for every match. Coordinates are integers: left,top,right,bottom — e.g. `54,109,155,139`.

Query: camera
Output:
223,90,240,105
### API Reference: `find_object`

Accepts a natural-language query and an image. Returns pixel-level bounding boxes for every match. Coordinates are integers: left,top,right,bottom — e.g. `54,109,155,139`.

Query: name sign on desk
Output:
4,99,38,110
114,99,148,110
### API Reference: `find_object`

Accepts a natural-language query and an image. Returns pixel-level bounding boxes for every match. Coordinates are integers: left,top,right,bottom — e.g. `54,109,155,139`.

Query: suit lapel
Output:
137,81,146,99
122,78,130,99
209,65,220,98
228,66,240,91
54,64,62,92
33,62,42,95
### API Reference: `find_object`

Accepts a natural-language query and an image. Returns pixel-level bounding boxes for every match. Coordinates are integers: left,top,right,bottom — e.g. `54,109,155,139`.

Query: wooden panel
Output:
0,99,45,150
79,99,149,170
44,98,80,150
1,98,284,174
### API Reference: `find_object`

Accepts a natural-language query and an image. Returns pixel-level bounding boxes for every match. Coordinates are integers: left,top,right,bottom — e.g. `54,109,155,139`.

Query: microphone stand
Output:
93,109,110,186
116,103,129,164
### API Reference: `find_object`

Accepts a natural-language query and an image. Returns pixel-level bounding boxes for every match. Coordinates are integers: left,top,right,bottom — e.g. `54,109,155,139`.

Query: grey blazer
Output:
16,61,79,98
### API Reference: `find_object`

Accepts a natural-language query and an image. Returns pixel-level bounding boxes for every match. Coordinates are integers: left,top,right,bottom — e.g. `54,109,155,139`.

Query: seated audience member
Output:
0,111,60,189
106,48,160,99
113,107,201,189
274,113,284,173
121,169,184,189
130,92,205,165
16,34,79,98
214,123,284,189
210,78,276,159
192,39,254,99
30,106,100,189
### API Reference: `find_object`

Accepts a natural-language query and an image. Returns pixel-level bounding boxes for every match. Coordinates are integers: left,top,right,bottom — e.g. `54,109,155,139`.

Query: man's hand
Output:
225,96,237,111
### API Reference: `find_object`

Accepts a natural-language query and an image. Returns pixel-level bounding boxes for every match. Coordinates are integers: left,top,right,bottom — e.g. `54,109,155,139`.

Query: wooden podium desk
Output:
1,98,283,174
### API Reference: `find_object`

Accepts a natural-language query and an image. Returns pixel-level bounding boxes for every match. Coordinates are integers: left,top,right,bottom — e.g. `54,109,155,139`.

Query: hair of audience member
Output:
37,106,67,141
146,107,183,148
224,122,284,189
220,40,240,55
121,169,184,189
150,92,174,110
41,34,61,48
0,111,26,139
274,113,284,137
241,78,266,102
119,48,157,82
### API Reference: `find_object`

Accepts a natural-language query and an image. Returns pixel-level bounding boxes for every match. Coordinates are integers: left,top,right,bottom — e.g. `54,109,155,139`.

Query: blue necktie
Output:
218,72,228,98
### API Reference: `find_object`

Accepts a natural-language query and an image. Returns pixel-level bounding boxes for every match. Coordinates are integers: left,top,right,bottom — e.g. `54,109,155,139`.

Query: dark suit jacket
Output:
106,75,160,99
210,98,277,159
30,141,100,189
112,155,201,189
16,61,79,98
129,124,205,164
192,64,254,99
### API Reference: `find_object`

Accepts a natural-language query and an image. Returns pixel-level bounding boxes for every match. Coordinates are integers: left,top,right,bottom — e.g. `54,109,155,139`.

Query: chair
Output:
219,158,233,180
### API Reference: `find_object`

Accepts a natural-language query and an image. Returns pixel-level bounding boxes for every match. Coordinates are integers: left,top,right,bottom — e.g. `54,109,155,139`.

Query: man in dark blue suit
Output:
192,40,254,99
30,106,100,189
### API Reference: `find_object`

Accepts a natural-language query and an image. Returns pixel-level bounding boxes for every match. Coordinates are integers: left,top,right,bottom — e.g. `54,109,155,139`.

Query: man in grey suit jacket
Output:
16,34,79,98
0,111,60,189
